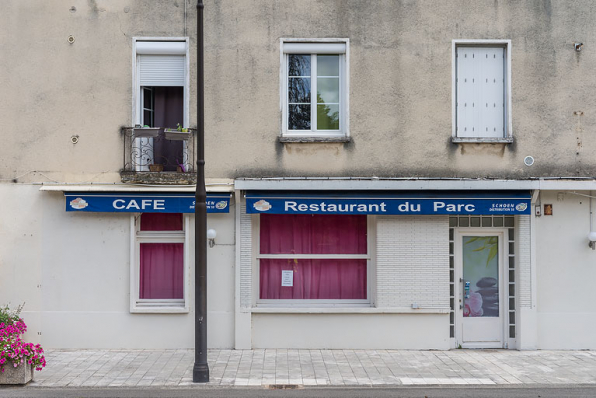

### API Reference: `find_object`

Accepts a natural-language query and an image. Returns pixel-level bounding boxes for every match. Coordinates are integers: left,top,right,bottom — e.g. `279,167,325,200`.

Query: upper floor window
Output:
281,40,349,139
133,39,189,171
452,40,512,143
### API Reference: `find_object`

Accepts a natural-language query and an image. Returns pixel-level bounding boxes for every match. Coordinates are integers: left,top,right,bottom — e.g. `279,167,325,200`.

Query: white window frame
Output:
130,214,191,313
132,38,190,171
280,38,350,140
452,39,512,143
252,214,374,307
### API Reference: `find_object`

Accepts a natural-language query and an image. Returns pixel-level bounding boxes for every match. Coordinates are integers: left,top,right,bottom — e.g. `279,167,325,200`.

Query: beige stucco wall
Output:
0,186,236,349
252,313,450,349
534,191,596,349
1,1,596,184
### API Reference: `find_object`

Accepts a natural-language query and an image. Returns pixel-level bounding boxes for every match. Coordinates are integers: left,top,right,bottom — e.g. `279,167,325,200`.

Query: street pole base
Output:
193,363,209,383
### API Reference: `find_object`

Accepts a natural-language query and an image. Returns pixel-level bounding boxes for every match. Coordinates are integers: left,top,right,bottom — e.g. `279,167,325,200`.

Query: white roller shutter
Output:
138,55,185,86
456,46,505,138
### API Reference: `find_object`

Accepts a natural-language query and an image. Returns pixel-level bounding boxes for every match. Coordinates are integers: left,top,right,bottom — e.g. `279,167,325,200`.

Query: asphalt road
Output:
1,386,596,398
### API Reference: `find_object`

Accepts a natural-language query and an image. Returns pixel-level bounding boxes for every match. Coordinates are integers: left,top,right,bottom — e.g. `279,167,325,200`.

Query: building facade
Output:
1,0,596,350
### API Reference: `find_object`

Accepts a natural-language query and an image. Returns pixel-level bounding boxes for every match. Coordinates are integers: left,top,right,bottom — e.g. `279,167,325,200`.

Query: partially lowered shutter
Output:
139,55,185,86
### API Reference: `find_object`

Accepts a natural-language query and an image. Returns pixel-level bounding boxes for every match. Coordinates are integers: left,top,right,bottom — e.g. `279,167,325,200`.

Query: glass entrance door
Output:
456,231,505,348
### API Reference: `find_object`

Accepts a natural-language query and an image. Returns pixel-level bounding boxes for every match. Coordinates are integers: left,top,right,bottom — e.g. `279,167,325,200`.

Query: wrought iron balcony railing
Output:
120,127,197,184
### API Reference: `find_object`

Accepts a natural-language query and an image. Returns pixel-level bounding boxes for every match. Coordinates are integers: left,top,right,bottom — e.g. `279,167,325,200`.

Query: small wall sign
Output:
281,270,294,287
544,204,553,216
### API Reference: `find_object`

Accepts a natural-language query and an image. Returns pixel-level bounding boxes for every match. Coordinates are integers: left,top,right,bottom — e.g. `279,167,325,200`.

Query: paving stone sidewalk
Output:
27,349,596,388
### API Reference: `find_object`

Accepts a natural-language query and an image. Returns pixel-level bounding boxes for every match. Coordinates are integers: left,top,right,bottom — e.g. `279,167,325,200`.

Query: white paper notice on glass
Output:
281,270,294,287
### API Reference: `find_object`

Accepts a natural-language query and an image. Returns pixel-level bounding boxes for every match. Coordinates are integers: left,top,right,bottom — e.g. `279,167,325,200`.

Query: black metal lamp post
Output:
193,0,209,383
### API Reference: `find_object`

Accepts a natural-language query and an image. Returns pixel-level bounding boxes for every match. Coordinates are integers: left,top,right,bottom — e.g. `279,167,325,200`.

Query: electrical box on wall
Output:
535,205,541,216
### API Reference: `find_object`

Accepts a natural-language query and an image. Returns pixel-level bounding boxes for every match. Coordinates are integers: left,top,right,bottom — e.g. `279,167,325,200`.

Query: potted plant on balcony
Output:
164,123,192,141
0,304,46,385
133,125,161,138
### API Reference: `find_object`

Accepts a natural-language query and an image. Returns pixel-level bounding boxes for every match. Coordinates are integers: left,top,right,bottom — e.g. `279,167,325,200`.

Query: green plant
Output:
0,303,24,327
176,123,188,132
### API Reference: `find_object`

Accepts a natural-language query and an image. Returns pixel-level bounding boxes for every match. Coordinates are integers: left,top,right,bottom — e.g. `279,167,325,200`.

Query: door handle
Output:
460,278,464,309
460,278,470,309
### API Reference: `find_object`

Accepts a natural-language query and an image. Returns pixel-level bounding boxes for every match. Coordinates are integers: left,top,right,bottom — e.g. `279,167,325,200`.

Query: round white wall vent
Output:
524,156,534,166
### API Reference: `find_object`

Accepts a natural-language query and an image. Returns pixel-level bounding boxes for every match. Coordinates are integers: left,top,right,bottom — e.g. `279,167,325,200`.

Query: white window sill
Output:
451,137,513,144
130,306,189,314
250,307,450,314
279,136,351,143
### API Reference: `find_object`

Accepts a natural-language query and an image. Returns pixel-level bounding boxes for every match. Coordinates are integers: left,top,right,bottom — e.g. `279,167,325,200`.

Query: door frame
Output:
454,228,508,349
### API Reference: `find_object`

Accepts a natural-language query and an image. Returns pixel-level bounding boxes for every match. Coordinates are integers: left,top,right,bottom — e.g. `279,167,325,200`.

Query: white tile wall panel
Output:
376,216,450,308
239,203,252,308
517,215,532,309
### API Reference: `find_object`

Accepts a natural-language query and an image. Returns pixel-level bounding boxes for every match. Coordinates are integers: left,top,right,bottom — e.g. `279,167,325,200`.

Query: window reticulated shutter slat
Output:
139,55,185,86
456,46,505,138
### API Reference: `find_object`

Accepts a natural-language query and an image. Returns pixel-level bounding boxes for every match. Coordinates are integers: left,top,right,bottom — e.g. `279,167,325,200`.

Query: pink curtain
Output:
140,213,183,231
140,243,184,299
260,214,367,254
259,214,367,300
260,259,367,299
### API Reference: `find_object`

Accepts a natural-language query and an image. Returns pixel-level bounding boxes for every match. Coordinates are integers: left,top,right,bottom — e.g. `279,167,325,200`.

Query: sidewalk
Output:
26,349,596,388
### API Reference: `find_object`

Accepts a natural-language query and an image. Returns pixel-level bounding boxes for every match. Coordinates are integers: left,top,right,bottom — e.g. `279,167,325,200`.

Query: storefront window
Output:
258,214,368,300
132,213,189,312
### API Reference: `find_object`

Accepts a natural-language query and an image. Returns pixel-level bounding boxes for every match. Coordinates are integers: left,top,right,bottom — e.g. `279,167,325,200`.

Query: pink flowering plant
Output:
0,304,46,373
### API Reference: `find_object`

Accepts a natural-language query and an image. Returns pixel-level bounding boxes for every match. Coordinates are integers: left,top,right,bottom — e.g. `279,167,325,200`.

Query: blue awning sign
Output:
65,193,231,213
246,191,531,215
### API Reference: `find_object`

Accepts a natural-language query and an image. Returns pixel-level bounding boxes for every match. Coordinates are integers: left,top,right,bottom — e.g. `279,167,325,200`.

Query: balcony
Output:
120,127,197,185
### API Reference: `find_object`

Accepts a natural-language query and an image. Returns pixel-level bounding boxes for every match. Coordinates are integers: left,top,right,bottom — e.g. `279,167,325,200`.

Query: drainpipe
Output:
193,0,209,383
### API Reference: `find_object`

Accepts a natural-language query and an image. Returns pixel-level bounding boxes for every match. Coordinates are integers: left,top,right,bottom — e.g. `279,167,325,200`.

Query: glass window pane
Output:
140,243,184,299
317,55,339,76
288,104,311,130
143,110,153,127
143,88,153,110
140,213,183,231
288,55,311,77
317,104,340,130
259,259,367,300
289,77,311,103
463,236,499,317
260,214,367,255
317,77,339,104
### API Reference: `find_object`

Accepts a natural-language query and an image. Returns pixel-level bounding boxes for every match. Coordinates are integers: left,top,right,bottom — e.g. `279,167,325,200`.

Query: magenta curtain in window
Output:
140,213,183,231
140,243,184,299
259,214,367,300
260,259,367,299
260,214,367,254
